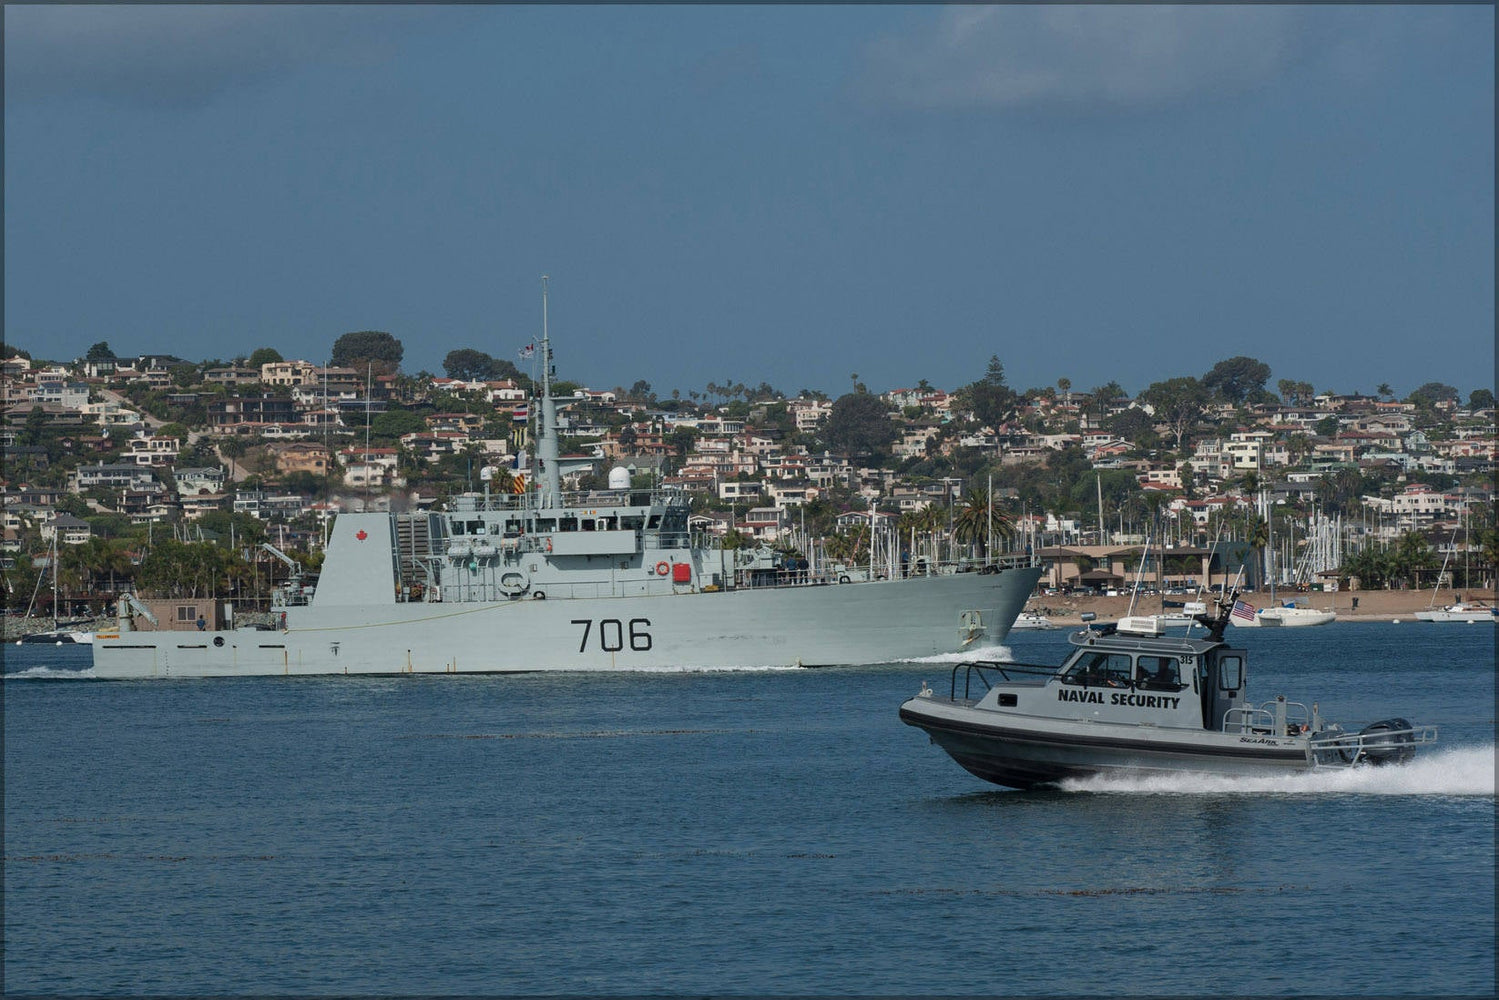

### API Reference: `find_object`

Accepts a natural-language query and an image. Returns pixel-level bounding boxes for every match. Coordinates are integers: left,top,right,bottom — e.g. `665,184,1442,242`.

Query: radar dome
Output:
608,467,631,489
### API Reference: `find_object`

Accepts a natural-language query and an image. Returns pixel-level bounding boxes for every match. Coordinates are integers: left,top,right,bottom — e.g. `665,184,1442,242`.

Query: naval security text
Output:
1057,689,1182,710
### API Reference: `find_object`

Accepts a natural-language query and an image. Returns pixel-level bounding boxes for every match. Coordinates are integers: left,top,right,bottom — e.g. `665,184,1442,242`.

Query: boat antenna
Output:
1197,560,1246,642
537,275,562,507
1126,534,1150,617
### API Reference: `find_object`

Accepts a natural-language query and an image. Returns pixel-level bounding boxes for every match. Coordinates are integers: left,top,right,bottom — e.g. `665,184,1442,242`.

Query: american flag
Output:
518,343,536,360
1230,600,1257,624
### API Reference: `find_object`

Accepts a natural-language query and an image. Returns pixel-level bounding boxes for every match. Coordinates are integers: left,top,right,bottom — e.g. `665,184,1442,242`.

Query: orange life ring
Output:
656,561,671,576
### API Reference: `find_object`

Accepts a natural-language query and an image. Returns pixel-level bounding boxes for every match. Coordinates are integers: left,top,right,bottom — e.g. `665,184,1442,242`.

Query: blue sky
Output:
5,4,1493,400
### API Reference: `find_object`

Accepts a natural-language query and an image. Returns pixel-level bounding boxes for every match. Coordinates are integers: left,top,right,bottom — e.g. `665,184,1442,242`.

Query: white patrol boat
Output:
899,593,1437,789
91,286,1043,679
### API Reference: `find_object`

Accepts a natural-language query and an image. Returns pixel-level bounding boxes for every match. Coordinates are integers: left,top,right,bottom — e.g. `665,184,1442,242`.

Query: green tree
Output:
823,392,896,457
1390,531,1438,588
442,348,521,382
1070,469,1141,525
1467,388,1495,411
280,470,329,499
219,436,248,479
1341,544,1393,590
1203,356,1272,406
962,356,1018,430
1286,433,1314,466
1277,379,1315,407
1141,376,1208,452
1314,467,1367,516
370,409,428,441
85,341,116,361
1105,408,1157,449
823,526,870,564
1177,461,1197,500
952,486,1014,559
332,331,404,374
666,426,699,459
247,347,284,368
1408,382,1459,405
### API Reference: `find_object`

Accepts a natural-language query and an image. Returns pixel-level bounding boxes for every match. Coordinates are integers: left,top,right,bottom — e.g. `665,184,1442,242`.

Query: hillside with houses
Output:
2,336,1494,620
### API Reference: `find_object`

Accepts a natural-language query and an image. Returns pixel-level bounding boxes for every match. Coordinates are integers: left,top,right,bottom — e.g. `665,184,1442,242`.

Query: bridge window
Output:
1137,656,1183,690
1062,652,1132,687
1218,655,1244,692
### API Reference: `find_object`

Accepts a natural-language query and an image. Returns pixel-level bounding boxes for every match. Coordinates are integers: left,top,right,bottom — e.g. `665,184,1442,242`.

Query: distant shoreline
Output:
1028,587,1497,626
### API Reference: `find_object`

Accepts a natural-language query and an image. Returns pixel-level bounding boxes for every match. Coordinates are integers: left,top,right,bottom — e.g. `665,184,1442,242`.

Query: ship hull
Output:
899,698,1312,790
92,565,1042,678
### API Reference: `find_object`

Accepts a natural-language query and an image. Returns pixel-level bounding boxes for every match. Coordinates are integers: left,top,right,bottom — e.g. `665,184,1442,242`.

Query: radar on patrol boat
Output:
608,466,631,489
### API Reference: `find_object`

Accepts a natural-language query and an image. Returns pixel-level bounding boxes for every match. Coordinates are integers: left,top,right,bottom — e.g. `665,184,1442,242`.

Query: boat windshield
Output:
1061,652,1132,688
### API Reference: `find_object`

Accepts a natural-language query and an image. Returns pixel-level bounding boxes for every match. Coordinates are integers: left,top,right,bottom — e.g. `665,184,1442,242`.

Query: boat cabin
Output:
954,626,1251,734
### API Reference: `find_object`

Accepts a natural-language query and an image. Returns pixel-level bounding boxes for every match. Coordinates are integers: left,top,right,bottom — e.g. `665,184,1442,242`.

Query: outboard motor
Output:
1358,718,1418,765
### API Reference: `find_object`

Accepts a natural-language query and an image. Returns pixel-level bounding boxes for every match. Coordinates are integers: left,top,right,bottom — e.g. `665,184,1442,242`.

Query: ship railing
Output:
1306,724,1440,766
1223,697,1314,736
903,552,1039,576
642,533,693,550
448,487,689,513
946,660,1056,705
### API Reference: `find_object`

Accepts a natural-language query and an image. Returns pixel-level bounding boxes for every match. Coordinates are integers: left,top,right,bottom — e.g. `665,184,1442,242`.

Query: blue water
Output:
4,623,1494,995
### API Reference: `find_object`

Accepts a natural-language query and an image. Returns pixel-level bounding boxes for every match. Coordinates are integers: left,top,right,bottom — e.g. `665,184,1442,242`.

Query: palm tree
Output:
1391,531,1437,588
217,434,251,483
896,504,945,569
951,486,1014,559
823,524,869,565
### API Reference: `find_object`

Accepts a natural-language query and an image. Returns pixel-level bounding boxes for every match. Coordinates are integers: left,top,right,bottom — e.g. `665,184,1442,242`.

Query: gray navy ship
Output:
92,292,1044,679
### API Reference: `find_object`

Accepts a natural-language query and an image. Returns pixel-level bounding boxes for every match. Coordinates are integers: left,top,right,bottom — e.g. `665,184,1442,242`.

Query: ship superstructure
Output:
92,282,1044,678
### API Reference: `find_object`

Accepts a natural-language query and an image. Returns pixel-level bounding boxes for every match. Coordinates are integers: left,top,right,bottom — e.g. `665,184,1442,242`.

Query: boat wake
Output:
620,664,806,674
3,665,97,681
904,644,1014,664
1056,744,1496,797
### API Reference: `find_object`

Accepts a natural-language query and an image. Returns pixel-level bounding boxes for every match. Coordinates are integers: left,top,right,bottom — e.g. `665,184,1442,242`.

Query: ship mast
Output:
537,275,562,506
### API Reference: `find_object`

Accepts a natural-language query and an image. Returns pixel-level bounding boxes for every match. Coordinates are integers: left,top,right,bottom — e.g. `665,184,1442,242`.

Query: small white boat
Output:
1009,611,1056,630
899,593,1435,790
1412,533,1493,624
1148,602,1207,629
1414,603,1496,624
1251,604,1336,627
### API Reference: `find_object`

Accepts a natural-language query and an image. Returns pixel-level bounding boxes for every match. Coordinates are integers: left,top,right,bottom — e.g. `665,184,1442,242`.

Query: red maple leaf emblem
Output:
356,529,368,541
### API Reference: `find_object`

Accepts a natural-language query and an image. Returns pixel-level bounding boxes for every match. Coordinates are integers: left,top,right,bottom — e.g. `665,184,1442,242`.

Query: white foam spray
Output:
1056,745,1496,797
3,665,97,681
904,644,1015,664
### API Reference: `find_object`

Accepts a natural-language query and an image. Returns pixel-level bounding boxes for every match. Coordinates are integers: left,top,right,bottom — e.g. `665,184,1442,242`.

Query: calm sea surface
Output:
4,623,1494,995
